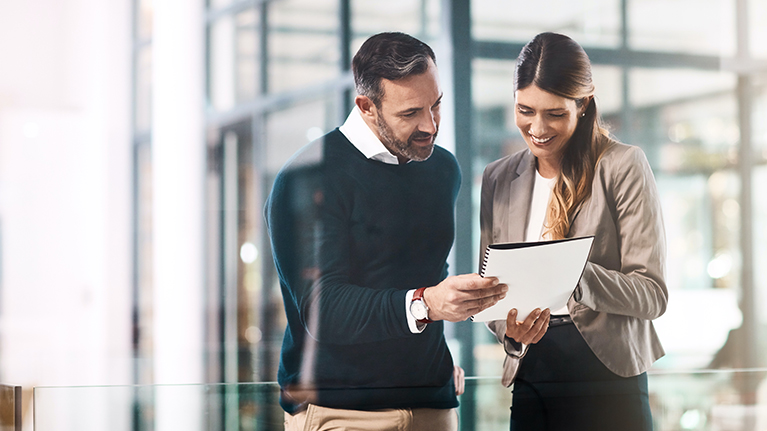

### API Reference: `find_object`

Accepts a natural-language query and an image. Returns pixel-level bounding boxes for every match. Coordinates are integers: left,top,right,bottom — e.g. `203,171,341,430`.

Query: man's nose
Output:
418,110,438,135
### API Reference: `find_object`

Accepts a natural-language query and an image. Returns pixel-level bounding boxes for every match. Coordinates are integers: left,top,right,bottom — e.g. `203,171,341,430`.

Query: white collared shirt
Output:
338,108,426,333
339,106,401,165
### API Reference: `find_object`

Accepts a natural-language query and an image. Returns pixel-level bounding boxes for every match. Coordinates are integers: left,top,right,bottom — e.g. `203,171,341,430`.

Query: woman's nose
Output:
529,115,546,137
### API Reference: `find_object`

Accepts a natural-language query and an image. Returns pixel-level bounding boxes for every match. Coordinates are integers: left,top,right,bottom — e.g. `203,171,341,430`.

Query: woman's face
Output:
514,84,584,177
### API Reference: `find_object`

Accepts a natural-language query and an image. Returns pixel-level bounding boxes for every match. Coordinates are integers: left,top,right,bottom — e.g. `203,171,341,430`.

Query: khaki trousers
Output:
284,404,458,431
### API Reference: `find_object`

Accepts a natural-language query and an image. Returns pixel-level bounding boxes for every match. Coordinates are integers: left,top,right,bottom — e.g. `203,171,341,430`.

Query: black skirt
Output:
510,322,653,431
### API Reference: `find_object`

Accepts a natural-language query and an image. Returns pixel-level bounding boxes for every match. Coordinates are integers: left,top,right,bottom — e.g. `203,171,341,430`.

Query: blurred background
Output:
0,0,766,430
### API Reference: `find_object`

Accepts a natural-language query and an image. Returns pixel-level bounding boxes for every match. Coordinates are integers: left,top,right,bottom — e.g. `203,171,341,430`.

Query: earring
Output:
581,112,586,117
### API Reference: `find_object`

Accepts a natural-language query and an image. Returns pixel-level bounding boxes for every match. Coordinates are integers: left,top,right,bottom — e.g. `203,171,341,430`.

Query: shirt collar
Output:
339,107,401,165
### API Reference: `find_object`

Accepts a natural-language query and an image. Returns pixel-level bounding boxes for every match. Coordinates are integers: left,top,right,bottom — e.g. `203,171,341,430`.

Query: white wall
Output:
0,0,133,428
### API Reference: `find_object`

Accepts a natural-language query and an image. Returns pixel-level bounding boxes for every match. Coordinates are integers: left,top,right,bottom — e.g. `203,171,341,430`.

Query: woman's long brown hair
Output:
514,32,611,239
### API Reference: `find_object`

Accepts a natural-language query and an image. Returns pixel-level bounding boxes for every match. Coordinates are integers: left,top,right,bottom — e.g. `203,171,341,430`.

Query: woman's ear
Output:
580,96,594,116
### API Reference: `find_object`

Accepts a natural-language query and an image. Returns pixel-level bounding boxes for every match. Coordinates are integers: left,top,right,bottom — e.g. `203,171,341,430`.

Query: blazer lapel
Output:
504,151,536,243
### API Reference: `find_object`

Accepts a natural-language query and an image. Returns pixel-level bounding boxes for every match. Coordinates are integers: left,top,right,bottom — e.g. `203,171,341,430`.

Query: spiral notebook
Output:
471,236,594,322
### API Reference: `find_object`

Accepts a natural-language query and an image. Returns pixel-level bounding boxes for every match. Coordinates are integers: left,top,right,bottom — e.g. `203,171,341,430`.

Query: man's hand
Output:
453,365,465,396
505,308,550,344
422,274,507,322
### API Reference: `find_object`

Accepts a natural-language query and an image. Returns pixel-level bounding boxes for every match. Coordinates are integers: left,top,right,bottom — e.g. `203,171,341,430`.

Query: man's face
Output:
374,61,442,163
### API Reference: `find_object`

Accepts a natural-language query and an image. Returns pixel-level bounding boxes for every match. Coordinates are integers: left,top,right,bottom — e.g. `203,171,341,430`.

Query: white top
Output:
526,169,570,316
526,169,556,242
338,108,425,333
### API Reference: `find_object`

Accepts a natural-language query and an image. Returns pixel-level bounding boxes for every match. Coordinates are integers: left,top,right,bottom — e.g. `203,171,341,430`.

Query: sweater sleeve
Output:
266,160,413,346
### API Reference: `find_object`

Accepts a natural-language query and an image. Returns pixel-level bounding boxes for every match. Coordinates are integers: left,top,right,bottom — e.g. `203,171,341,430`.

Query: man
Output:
266,32,507,431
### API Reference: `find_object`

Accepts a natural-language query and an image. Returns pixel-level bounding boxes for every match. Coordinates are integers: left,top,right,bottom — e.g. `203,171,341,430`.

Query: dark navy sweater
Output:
265,129,461,413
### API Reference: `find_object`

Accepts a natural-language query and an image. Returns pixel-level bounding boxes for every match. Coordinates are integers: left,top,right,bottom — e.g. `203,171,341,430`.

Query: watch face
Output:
410,300,428,320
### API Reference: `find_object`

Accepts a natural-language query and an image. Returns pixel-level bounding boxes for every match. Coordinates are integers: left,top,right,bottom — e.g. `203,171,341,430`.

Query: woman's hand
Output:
505,308,550,344
453,365,465,396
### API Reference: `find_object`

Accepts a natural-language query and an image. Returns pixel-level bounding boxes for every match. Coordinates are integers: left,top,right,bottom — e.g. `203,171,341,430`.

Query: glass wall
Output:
202,0,446,395
127,0,767,429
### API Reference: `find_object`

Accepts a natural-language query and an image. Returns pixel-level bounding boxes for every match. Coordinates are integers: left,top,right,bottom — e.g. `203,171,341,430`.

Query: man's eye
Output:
403,112,417,118
549,113,566,118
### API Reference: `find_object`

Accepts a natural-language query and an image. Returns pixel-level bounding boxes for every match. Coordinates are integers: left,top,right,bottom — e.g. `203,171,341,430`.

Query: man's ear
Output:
355,95,377,120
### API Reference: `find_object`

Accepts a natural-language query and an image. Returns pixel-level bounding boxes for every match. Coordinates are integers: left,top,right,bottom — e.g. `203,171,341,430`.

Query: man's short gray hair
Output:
352,32,436,107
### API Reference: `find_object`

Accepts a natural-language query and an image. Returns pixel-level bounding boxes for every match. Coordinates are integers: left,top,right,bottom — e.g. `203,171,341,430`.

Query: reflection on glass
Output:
628,0,736,56
265,99,333,175
472,0,620,47
268,0,339,93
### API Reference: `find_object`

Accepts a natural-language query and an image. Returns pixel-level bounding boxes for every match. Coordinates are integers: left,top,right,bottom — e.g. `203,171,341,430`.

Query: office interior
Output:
0,0,766,430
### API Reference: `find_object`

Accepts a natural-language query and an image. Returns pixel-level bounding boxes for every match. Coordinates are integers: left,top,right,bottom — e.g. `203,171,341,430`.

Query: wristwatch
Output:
409,287,433,324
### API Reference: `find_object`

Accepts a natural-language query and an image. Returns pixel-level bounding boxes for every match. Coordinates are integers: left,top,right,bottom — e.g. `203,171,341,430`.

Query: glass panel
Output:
470,62,757,374
34,382,282,431
235,8,260,103
622,70,746,370
629,69,736,112
134,45,152,133
268,0,339,93
654,172,744,369
628,0,737,56
210,14,236,111
261,99,337,382
352,0,441,46
209,8,261,111
472,0,621,48
265,98,335,176
648,370,767,430
32,372,767,430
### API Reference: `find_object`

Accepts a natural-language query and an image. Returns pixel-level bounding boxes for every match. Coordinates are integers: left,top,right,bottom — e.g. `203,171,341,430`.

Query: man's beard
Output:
377,115,437,162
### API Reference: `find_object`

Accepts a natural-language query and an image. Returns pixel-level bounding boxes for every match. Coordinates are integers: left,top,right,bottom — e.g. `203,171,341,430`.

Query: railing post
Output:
0,384,22,431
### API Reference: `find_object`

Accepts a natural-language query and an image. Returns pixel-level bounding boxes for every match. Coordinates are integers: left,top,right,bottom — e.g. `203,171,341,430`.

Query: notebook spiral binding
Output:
479,246,491,277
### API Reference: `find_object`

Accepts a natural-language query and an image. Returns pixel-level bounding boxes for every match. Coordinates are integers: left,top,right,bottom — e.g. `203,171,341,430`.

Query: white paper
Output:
471,236,594,322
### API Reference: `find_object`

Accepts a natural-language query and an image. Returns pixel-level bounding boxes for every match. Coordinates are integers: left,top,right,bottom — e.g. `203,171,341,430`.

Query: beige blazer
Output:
481,141,668,387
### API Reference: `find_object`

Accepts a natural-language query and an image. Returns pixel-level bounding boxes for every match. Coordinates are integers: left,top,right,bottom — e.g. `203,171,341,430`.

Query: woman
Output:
481,32,668,430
